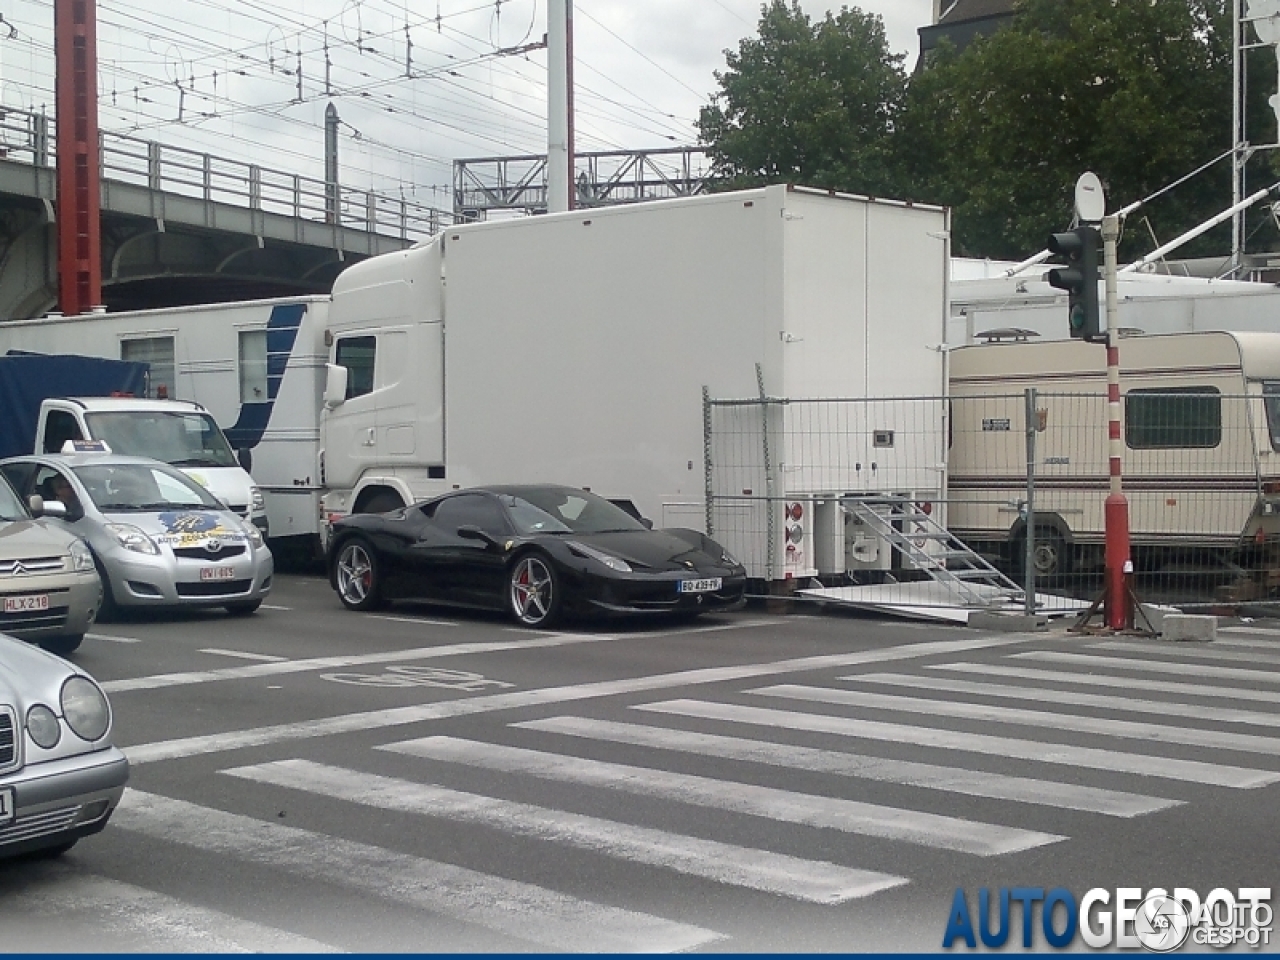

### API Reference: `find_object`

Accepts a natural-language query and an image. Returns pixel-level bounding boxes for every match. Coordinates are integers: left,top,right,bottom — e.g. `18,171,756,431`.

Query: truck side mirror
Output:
324,364,349,409
237,447,253,472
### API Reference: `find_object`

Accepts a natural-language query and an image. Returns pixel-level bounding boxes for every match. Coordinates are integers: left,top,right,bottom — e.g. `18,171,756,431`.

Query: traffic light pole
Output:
1101,213,1133,630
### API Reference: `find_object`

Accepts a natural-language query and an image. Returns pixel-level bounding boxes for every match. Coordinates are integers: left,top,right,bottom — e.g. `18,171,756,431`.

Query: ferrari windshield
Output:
0,475,28,521
84,411,237,468
501,488,646,535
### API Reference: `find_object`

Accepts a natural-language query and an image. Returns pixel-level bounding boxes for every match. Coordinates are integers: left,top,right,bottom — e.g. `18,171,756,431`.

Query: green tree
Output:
697,1,906,196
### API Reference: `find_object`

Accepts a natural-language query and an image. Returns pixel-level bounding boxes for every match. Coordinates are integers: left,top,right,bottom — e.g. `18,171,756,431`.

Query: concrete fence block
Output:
1159,613,1217,642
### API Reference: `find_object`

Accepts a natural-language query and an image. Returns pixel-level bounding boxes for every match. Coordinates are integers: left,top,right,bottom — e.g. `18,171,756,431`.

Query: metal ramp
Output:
842,496,1024,609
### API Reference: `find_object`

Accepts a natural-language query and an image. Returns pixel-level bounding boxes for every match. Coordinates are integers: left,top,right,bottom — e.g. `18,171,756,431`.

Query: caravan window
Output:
1263,383,1280,451
121,336,175,399
1125,387,1221,449
335,336,376,399
239,330,269,403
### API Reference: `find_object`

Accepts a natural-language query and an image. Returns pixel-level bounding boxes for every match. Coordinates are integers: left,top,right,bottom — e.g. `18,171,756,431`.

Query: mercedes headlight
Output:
61,676,110,742
250,486,266,513
26,704,61,749
105,523,160,555
568,541,632,573
68,538,95,571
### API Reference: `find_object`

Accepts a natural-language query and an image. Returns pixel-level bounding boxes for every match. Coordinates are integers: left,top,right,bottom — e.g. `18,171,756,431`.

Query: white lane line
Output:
380,736,1064,856
1013,651,1280,684
198,648,290,663
123,633,1033,764
225,759,905,904
755,685,1280,757
113,789,721,953
260,604,293,611
369,614,461,627
1091,640,1280,666
625,619,778,639
103,634,596,694
515,716,1177,818
1220,625,1280,638
635,700,1280,789
5,866,339,952
841,673,1280,729
87,632,140,644
929,662,1280,705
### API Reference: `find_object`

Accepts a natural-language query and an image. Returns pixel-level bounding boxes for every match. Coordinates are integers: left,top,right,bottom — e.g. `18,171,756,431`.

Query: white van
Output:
33,397,267,533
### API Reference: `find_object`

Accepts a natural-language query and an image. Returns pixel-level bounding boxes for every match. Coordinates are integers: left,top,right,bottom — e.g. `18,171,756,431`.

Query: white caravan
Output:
0,298,328,546
319,185,950,581
947,330,1280,575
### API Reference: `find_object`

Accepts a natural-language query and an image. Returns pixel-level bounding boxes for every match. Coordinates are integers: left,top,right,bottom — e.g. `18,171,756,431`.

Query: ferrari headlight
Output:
105,523,160,555
26,704,61,749
568,541,632,573
250,486,266,513
61,676,110,742
68,538,95,571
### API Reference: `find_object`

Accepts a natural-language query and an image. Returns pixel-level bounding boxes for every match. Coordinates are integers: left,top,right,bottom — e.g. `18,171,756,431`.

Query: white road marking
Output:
930,662,1280,705
368,614,461,627
755,684,1280,757
1220,625,1280,638
103,634,596,694
380,736,1065,856
636,700,1280,789
260,604,293,611
1014,651,1280,684
3,865,339,952
1091,640,1280,666
841,673,1280,729
87,632,140,644
199,649,289,663
225,758,905,904
112,789,721,953
122,633,1032,764
515,716,1177,818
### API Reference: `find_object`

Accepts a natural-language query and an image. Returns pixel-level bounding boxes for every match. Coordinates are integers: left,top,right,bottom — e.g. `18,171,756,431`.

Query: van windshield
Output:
1265,384,1280,452
84,411,237,468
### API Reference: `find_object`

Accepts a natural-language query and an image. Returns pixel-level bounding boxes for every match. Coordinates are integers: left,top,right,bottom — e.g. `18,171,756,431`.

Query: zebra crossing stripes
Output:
635,699,1280,788
224,758,907,904
111,789,722,953
928,662,1280,705
1089,640,1280,667
514,715,1178,818
839,673,1280,728
379,736,1065,856
1013,651,1280,684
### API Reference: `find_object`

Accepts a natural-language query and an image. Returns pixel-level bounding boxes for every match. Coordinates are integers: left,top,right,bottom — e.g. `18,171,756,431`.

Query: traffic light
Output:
1047,226,1101,341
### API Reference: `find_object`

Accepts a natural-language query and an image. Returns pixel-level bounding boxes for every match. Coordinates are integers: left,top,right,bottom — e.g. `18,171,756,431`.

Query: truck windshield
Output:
83,411,237,468
1265,384,1280,452
0,476,28,521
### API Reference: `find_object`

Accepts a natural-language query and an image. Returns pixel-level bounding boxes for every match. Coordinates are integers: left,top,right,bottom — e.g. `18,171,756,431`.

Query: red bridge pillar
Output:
54,0,102,316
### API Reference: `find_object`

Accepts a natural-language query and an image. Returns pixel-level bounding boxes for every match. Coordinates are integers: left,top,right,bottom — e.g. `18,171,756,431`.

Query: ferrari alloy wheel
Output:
509,553,561,628
335,538,384,611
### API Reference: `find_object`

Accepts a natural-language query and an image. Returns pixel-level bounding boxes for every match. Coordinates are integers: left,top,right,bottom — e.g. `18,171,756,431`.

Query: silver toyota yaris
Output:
0,453,272,618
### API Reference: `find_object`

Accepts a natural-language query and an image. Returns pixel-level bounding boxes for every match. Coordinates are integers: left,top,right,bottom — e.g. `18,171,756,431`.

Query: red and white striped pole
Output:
1101,213,1132,629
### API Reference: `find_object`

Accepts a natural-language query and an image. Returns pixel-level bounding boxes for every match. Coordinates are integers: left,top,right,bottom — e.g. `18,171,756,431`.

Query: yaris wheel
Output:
509,553,561,628
335,538,384,611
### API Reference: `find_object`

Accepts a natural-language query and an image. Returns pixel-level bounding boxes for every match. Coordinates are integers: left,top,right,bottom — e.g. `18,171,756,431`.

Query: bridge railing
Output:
0,106,462,242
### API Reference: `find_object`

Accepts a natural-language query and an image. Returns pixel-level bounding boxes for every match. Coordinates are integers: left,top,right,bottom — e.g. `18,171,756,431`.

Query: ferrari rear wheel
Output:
509,553,561,628
335,537,385,611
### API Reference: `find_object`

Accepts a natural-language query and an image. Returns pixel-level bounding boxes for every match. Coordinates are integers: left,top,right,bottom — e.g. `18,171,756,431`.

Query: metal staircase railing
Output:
842,495,1024,608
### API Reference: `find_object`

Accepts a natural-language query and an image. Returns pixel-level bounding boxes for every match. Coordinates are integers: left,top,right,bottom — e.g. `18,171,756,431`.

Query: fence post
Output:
756,362,775,582
1024,387,1038,614
702,386,714,537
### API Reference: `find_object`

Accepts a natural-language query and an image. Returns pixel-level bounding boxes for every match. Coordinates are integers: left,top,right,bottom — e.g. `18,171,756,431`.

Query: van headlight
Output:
68,538,95,571
250,486,265,513
61,676,110,742
105,523,160,555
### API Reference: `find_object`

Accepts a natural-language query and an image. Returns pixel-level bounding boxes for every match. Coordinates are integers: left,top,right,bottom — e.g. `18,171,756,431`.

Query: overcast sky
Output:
0,0,935,213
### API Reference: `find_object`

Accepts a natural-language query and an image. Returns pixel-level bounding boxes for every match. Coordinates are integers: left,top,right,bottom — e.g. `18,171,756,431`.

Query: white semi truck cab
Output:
34,397,268,533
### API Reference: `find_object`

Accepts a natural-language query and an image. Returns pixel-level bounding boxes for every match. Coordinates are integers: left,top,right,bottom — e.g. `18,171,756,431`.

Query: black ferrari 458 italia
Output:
327,484,748,627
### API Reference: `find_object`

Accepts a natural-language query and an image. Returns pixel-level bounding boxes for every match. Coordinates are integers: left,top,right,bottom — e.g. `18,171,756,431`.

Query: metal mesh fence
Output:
705,391,1280,613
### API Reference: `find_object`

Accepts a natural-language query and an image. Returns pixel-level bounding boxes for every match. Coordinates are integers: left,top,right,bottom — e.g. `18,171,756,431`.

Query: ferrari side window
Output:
433,494,509,536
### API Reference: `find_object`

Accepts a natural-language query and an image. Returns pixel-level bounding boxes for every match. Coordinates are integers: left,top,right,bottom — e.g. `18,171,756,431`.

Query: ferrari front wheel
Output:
335,537,385,611
509,553,561,628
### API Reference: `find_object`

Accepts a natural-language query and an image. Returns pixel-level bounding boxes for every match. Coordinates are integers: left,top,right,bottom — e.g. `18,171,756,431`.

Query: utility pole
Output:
325,103,339,225
54,0,102,316
546,0,574,212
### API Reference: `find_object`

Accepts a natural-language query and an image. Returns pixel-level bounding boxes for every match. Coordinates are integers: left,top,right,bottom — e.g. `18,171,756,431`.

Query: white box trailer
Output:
948,330,1280,576
0,298,329,546
319,185,950,581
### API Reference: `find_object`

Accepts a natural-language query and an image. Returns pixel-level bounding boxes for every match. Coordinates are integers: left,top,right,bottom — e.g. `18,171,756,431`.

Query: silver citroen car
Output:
0,454,272,618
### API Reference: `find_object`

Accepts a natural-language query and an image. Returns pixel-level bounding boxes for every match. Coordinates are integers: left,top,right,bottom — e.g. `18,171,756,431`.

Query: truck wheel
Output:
334,537,385,611
360,491,403,514
40,634,83,656
508,553,561,628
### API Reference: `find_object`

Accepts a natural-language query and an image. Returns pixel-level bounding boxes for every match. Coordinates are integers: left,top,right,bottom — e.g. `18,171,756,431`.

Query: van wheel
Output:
40,634,83,656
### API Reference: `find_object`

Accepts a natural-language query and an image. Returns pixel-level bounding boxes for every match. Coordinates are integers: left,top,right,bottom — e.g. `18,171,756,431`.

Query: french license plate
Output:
4,594,49,614
678,578,721,594
0,787,13,825
200,566,238,582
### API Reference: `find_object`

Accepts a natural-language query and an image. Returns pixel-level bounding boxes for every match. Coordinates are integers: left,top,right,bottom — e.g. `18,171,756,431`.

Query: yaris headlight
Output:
61,676,110,742
568,541,632,573
68,538,95,571
105,523,159,555
241,519,264,549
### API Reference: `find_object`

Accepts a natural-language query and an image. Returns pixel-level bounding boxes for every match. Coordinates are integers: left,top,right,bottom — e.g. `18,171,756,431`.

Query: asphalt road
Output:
2,574,1277,952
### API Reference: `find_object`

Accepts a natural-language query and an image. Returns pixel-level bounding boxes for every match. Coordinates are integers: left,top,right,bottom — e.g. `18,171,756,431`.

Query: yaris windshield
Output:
74,463,224,512
501,489,646,535
84,411,237,468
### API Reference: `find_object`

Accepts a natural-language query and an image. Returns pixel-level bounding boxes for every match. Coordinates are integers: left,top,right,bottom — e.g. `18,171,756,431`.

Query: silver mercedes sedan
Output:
0,454,273,618
0,632,128,858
